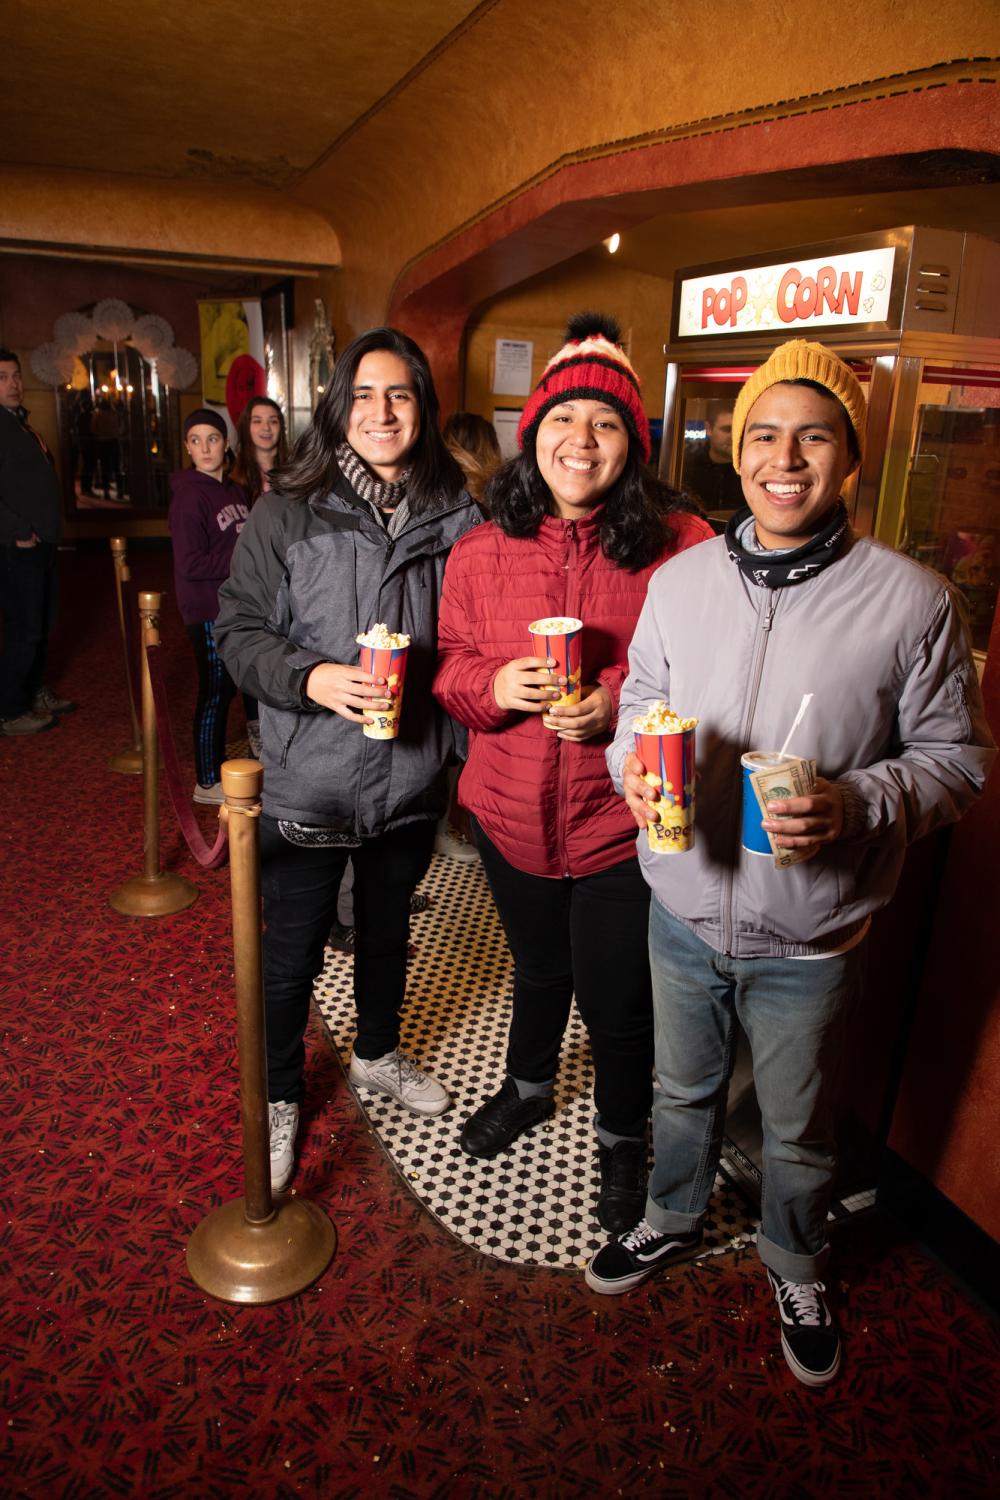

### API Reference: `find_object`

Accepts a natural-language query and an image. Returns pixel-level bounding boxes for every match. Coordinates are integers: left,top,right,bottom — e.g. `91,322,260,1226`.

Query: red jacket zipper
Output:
557,520,579,877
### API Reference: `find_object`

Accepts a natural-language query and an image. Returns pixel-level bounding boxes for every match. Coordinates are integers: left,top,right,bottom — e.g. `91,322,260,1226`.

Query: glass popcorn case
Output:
659,226,1000,670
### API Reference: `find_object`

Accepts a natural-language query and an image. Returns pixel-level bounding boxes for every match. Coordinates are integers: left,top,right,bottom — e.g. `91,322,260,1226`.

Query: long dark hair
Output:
231,396,288,504
271,327,465,514
488,434,698,572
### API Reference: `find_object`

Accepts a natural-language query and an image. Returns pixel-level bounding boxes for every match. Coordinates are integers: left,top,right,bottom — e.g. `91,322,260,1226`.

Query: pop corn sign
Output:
676,247,897,338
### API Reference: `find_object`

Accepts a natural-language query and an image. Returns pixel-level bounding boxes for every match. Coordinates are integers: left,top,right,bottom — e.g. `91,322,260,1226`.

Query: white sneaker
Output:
269,1100,299,1192
194,781,225,805
433,827,479,864
349,1048,450,1116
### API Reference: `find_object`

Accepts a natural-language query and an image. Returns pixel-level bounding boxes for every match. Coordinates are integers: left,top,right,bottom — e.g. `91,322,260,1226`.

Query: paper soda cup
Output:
358,642,409,740
741,752,790,854
741,750,817,866
634,725,696,854
528,616,583,709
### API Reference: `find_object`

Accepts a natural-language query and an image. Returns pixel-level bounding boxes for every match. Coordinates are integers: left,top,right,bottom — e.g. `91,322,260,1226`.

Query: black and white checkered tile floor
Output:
312,851,759,1271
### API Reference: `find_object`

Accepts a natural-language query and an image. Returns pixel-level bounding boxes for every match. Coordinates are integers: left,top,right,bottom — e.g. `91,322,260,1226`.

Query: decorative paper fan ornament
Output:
53,312,95,354
132,314,174,359
92,298,135,341
156,346,198,390
30,342,77,386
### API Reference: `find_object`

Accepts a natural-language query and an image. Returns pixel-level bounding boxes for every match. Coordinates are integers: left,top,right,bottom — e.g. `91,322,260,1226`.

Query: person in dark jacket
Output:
169,408,249,803
434,314,712,1231
0,349,74,735
215,327,481,1194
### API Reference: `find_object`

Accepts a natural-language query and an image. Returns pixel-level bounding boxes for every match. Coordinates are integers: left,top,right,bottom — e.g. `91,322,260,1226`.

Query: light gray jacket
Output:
608,531,995,957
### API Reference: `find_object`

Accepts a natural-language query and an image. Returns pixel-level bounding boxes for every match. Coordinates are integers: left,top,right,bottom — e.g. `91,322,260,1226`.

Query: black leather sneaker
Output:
767,1270,841,1387
585,1219,703,1294
459,1076,554,1158
596,1139,648,1233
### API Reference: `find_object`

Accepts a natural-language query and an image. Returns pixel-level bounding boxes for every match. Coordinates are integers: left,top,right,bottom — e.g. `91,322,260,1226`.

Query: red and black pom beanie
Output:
517,313,650,461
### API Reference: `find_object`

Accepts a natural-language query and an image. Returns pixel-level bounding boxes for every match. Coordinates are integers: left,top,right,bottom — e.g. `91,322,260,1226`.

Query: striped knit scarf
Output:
336,441,410,510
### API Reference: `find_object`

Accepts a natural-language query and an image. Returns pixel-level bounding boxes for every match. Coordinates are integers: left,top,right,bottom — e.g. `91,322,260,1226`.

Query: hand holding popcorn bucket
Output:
633,702,698,853
528,616,582,715
356,624,410,740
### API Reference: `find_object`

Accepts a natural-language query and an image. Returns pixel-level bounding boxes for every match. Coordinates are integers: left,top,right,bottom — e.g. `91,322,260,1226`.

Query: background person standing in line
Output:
0,348,74,736
168,408,249,804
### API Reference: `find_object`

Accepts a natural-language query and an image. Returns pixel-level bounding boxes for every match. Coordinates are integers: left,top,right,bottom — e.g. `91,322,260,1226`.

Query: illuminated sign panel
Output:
676,247,897,338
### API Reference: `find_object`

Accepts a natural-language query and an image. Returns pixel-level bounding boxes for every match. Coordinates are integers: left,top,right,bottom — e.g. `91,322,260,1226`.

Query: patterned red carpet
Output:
2,544,998,1499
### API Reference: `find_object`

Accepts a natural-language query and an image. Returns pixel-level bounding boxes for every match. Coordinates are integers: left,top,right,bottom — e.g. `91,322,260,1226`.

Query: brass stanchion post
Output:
107,536,143,776
187,760,336,1303
109,591,198,917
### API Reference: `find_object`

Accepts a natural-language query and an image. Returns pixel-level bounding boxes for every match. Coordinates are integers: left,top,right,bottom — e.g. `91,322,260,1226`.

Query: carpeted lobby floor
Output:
1,543,998,1499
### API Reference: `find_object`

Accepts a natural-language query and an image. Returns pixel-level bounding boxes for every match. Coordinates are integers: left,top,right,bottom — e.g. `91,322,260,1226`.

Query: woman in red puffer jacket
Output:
434,313,711,1231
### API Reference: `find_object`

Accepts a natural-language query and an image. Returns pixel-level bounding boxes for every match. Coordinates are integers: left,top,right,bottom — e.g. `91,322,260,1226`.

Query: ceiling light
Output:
604,233,621,255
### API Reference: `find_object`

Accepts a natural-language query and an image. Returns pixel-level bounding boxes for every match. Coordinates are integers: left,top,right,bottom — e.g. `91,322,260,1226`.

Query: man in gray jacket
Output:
584,339,995,1388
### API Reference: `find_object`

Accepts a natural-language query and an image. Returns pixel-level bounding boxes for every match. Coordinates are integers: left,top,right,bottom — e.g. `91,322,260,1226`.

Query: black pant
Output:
260,816,436,1103
185,621,239,785
0,541,58,717
474,823,654,1139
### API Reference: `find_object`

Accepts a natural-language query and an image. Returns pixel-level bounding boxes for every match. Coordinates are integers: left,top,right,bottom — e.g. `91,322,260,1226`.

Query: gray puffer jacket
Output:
609,531,995,957
215,471,481,831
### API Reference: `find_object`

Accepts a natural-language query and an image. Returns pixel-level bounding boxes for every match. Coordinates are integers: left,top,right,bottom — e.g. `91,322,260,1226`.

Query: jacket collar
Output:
536,503,604,552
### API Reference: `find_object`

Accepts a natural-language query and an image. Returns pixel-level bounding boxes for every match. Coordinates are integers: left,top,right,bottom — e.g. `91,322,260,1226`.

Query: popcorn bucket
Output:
528,616,583,709
634,725,696,854
358,643,409,740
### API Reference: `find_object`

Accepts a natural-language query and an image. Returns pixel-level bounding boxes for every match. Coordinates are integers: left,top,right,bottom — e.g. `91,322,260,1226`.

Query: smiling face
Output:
185,424,226,478
345,350,419,481
535,399,629,519
0,359,24,410
738,383,859,549
248,402,281,459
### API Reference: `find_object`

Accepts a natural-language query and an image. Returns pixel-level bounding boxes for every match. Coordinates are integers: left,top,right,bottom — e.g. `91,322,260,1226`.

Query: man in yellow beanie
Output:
584,339,995,1388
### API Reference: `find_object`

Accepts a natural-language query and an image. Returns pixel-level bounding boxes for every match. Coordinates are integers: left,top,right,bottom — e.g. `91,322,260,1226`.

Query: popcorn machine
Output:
660,225,1000,661
657,226,1000,1203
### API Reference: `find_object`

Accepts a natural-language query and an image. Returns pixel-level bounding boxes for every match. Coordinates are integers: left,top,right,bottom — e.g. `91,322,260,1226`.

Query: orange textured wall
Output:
888,606,1000,1241
294,1,1000,335
0,166,340,274
463,256,672,421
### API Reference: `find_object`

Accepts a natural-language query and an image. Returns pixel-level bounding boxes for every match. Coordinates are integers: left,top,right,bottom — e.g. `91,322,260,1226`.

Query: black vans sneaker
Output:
585,1219,703,1295
767,1270,841,1387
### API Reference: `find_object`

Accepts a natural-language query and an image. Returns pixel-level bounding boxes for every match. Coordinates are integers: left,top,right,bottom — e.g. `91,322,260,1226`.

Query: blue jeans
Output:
646,900,863,1281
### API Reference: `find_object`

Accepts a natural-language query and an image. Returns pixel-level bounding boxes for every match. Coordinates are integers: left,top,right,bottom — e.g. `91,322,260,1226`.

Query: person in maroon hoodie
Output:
169,409,249,803
434,314,712,1231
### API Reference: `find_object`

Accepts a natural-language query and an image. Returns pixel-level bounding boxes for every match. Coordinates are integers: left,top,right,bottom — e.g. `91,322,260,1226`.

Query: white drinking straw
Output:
778,693,813,760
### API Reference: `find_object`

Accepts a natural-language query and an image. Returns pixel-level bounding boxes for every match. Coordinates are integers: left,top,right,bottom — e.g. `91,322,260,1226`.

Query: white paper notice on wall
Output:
493,338,533,396
493,409,521,461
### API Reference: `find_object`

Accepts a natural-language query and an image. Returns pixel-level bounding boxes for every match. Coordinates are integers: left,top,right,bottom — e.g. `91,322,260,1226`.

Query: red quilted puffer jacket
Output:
434,506,712,877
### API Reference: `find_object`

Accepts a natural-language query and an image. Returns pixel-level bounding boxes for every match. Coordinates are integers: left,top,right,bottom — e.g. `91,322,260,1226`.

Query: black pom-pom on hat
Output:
517,307,650,459
563,311,623,346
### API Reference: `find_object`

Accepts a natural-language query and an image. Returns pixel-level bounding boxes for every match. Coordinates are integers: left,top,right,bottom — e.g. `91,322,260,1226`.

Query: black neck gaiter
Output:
724,501,849,588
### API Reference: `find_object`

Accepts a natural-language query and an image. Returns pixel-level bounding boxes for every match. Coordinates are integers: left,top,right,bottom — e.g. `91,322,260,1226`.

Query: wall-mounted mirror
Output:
55,328,180,518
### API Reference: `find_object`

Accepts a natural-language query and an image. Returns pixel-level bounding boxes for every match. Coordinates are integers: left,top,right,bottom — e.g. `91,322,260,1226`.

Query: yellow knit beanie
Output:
731,340,866,470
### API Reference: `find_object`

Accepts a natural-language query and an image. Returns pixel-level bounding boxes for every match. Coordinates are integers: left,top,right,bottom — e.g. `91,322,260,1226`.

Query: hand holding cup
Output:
493,656,565,713
306,661,392,723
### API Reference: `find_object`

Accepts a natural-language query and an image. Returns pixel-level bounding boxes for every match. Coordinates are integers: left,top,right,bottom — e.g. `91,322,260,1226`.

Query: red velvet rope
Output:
144,642,229,870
